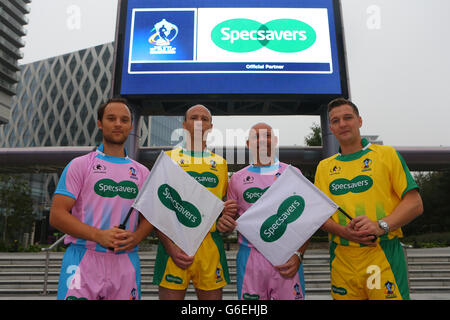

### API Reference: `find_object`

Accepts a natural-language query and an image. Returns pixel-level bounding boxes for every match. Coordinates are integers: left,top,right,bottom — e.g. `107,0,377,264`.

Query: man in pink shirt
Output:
50,97,153,300
217,123,307,300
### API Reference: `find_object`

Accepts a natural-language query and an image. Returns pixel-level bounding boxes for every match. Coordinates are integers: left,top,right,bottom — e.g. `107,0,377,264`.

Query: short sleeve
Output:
54,159,85,200
391,150,419,198
227,173,239,202
314,161,325,192
220,158,229,200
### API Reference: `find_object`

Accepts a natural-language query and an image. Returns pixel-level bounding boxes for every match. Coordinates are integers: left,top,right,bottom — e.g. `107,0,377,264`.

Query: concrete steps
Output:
0,247,449,299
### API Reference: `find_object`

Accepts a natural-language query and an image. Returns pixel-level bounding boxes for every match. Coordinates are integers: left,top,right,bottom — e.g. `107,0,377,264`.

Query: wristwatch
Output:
377,219,390,235
294,251,304,263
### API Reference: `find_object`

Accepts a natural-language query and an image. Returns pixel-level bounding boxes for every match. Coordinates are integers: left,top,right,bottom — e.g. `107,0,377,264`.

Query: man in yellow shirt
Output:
153,104,237,300
315,98,423,300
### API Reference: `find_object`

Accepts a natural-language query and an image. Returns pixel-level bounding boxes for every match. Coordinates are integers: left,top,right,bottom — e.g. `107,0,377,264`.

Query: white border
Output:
127,7,334,75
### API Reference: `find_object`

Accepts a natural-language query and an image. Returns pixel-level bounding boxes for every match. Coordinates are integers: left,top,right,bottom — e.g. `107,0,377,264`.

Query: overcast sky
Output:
20,0,450,148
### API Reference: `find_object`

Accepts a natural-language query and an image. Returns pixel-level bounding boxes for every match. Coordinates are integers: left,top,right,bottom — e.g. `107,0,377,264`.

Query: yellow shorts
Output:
153,231,229,291
329,238,410,300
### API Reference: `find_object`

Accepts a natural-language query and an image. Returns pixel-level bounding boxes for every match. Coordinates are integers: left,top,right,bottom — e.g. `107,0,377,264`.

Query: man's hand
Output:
111,228,140,252
222,199,238,217
157,230,194,269
217,200,238,233
274,254,301,279
168,244,195,269
321,218,377,246
94,227,127,249
349,215,384,237
341,216,379,246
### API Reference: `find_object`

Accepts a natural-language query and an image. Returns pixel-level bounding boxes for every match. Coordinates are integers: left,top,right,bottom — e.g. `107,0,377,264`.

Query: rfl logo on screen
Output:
149,19,179,54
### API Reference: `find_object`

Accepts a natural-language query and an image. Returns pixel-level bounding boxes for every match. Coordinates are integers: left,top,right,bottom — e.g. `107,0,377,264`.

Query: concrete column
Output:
320,104,340,159
125,104,142,160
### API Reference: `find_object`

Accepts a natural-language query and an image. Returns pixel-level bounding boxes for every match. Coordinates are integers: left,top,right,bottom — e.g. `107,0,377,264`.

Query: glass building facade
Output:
0,0,31,124
0,42,183,243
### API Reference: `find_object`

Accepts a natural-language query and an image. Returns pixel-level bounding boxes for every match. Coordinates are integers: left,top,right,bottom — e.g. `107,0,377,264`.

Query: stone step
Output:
1,249,449,298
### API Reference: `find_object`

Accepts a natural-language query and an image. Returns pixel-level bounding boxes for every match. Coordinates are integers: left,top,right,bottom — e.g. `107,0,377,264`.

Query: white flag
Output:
132,151,224,257
236,165,338,266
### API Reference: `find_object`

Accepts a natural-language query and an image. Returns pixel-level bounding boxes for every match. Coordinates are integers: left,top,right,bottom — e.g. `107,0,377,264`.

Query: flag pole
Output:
108,207,135,251
337,207,353,221
119,207,135,230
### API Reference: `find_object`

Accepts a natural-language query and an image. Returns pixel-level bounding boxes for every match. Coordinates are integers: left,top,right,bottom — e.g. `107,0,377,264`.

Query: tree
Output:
403,170,450,235
0,175,35,247
303,123,328,241
302,122,322,183
304,122,322,147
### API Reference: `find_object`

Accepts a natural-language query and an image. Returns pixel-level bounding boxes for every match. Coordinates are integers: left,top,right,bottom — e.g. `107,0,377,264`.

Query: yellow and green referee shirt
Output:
165,148,228,232
314,138,418,247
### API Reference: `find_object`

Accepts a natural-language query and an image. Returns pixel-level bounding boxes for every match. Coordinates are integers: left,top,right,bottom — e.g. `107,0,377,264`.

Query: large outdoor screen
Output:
116,0,347,97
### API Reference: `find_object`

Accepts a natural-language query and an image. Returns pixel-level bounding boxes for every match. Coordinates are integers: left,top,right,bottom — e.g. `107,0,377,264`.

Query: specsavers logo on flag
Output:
132,151,224,257
157,184,202,228
236,166,338,266
260,195,305,242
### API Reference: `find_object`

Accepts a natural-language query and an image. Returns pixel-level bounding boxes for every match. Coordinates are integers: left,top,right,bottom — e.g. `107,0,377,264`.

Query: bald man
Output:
153,104,237,300
217,123,307,300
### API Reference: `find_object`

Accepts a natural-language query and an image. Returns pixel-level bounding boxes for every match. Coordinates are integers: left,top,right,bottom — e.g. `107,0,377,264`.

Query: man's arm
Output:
112,214,154,252
275,241,309,279
350,189,423,237
321,218,377,246
156,229,195,269
217,199,238,233
49,194,127,249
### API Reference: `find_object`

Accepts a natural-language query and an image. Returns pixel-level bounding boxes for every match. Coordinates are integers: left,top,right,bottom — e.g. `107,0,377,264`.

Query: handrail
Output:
42,234,67,252
41,234,67,296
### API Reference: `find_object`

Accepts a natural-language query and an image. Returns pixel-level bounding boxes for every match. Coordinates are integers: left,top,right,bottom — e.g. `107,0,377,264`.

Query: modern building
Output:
0,42,183,244
362,135,383,145
0,0,31,125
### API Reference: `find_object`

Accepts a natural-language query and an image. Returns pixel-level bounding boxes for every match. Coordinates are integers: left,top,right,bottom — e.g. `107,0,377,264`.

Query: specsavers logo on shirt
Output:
188,171,219,188
158,184,202,228
260,195,305,242
243,187,269,203
211,18,316,53
94,179,138,199
329,175,373,195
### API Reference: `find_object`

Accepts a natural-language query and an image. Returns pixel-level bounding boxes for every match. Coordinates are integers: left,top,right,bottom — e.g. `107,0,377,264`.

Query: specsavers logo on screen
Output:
211,18,317,53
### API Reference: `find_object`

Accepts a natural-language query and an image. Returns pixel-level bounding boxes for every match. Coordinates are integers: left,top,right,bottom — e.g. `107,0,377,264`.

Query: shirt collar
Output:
96,144,129,159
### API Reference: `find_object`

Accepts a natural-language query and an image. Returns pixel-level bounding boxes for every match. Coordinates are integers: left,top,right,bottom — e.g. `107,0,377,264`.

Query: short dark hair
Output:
327,98,359,116
97,97,132,122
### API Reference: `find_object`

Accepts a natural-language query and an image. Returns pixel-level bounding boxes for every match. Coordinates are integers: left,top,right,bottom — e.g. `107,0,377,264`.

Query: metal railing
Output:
41,234,66,296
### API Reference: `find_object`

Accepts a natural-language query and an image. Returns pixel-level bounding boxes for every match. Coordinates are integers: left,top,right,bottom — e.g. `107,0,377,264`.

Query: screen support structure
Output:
124,104,142,160
320,104,339,158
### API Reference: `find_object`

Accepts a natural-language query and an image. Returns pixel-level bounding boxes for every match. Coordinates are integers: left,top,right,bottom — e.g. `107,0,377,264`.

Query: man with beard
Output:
50,97,153,300
153,104,238,300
